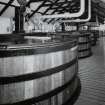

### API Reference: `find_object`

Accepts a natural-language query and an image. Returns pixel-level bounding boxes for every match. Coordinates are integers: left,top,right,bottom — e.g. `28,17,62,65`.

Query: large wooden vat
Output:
48,32,92,59
0,39,80,105
90,31,99,46
78,33,92,59
55,32,92,59
91,33,97,46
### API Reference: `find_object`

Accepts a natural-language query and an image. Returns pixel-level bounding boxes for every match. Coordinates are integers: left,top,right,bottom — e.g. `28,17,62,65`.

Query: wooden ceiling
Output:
0,0,105,23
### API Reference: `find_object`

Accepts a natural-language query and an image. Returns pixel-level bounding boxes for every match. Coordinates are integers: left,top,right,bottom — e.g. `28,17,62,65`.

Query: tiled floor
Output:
74,37,105,105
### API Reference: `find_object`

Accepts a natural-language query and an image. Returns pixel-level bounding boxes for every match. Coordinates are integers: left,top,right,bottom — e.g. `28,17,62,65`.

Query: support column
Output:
15,7,25,33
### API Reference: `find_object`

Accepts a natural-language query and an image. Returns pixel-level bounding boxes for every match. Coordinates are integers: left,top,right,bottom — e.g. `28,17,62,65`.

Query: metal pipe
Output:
61,0,91,23
41,0,85,18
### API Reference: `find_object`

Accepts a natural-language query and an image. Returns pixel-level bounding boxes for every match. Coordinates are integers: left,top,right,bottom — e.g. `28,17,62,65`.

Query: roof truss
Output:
0,0,104,24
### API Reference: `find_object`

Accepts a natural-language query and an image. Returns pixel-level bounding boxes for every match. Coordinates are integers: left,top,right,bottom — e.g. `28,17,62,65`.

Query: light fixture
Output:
42,0,85,18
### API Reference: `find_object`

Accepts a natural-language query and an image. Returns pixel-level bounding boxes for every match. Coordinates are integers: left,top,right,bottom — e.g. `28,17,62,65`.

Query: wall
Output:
0,17,13,34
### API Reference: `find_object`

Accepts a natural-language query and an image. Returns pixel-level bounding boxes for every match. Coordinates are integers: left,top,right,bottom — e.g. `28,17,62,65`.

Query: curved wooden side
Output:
0,42,79,105
91,33,97,46
78,34,92,59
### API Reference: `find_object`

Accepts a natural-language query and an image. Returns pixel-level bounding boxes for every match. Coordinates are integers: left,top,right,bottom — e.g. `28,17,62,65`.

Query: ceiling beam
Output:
43,0,61,22
46,1,76,23
0,0,15,16
45,0,80,23
0,1,16,8
43,1,71,7
43,1,68,22
48,18,61,24
42,0,58,15
47,0,53,4
29,0,48,18
27,0,48,7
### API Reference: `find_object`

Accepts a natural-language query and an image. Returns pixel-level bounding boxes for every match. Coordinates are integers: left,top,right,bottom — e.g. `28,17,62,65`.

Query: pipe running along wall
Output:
41,0,85,18
60,0,91,23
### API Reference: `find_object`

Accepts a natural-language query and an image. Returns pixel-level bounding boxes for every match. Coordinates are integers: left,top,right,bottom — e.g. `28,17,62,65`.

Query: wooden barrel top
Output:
0,37,77,57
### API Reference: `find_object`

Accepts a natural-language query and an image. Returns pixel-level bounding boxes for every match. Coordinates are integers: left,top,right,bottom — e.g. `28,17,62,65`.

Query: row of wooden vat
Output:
0,31,98,105
78,31,98,59
50,31,98,59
